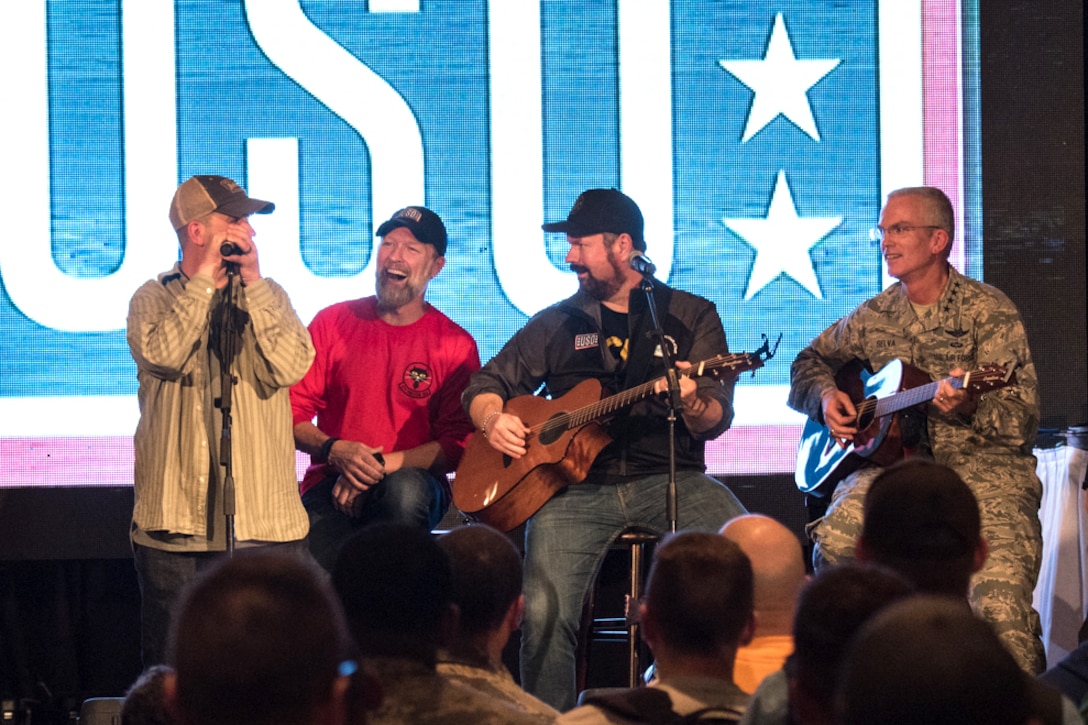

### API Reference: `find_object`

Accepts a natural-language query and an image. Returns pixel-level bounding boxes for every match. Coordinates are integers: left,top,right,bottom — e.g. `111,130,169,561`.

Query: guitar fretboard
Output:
533,353,762,438
869,377,964,419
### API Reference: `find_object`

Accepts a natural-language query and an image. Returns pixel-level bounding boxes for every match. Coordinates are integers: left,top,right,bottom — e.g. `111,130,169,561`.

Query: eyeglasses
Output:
869,224,942,243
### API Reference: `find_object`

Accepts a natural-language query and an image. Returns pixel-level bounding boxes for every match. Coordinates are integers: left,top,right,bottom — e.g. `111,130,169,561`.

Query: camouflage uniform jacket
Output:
436,652,559,722
363,655,550,725
787,265,1042,502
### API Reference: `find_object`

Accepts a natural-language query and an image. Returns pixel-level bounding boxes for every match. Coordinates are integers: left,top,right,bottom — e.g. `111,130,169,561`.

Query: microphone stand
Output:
638,273,681,533
216,263,240,557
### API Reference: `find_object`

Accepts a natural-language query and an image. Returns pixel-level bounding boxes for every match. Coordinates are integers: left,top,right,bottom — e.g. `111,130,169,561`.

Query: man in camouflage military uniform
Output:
333,523,547,724
788,186,1045,673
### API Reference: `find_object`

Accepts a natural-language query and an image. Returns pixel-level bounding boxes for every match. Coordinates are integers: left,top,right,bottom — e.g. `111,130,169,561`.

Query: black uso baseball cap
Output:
375,206,448,256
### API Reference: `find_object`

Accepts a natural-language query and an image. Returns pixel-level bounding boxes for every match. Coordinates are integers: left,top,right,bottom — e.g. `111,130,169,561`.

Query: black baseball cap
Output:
542,188,646,250
375,206,448,256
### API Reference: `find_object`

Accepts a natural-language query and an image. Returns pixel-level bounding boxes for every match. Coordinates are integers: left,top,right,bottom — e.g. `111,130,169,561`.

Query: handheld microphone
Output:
628,250,656,276
220,242,244,257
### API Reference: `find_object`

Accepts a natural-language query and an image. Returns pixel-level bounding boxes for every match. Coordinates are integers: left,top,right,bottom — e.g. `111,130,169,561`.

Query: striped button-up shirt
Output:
127,264,315,546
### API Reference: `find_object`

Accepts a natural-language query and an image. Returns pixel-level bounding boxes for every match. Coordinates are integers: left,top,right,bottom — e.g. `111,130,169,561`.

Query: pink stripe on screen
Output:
922,0,967,272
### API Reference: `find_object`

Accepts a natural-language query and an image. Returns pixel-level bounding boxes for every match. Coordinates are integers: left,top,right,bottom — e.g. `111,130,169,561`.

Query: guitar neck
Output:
551,353,756,432
871,375,964,418
569,378,665,426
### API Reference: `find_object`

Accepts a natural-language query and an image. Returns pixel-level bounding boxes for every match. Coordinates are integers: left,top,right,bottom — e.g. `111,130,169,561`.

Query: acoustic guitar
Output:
454,335,780,531
794,359,1016,497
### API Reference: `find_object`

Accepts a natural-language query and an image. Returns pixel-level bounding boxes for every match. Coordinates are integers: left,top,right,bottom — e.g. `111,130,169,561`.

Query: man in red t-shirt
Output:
291,206,480,571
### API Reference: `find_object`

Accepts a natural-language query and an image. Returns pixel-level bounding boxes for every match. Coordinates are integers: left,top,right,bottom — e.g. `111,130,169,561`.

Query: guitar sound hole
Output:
857,398,876,430
538,415,567,446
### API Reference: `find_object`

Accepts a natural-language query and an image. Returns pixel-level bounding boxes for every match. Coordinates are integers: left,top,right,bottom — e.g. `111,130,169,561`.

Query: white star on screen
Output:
724,171,842,300
718,13,841,142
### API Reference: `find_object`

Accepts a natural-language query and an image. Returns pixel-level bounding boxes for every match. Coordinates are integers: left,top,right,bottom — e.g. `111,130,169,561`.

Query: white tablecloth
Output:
1033,443,1088,668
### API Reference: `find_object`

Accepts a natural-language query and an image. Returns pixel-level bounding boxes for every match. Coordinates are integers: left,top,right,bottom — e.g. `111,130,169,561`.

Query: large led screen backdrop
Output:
1,0,980,486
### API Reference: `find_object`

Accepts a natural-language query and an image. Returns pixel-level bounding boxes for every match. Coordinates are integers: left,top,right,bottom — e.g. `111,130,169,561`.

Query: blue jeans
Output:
133,538,313,667
302,468,449,573
519,470,747,711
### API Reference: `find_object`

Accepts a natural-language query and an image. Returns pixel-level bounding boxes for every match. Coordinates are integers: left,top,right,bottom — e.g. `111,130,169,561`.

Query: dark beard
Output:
578,249,627,301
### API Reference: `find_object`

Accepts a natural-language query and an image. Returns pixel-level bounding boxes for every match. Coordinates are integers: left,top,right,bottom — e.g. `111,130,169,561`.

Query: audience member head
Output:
165,553,354,725
856,459,986,597
837,595,1032,725
720,513,807,635
437,524,523,649
333,522,453,665
640,531,754,671
787,563,914,725
122,665,176,725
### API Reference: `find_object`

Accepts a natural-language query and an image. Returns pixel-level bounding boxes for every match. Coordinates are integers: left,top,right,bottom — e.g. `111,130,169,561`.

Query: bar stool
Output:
577,528,660,692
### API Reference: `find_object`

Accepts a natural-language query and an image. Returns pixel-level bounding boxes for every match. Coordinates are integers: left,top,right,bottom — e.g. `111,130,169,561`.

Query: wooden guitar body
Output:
453,379,613,531
453,336,781,530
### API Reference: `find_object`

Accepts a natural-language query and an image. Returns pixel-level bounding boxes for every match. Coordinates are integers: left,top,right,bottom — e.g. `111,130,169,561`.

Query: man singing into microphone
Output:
462,188,747,711
126,175,315,666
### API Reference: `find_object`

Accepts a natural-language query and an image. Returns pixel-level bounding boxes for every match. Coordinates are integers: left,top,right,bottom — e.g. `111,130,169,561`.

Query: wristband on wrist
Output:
684,397,708,417
319,436,340,461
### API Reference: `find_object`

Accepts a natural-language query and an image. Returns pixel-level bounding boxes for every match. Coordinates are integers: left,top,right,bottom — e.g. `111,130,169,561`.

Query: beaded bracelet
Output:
481,411,502,439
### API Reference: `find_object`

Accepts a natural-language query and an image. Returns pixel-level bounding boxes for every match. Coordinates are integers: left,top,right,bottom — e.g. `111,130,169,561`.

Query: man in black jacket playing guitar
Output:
788,186,1045,673
461,188,747,711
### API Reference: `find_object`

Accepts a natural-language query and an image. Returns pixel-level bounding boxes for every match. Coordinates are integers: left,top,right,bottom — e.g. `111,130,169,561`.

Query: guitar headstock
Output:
698,333,782,380
962,364,1017,394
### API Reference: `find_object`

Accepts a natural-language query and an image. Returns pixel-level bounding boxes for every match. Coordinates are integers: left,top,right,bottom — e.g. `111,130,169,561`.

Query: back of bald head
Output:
720,514,807,627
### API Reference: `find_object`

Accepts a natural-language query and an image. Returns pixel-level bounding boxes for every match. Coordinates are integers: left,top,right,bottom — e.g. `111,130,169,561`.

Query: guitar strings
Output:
530,353,753,438
847,369,1003,426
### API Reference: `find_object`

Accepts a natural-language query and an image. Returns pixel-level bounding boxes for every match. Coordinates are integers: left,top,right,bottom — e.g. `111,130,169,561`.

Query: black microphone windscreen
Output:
628,250,656,276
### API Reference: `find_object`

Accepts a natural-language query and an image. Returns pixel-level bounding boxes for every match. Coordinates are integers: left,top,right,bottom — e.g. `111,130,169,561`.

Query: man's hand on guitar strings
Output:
484,412,531,458
821,388,859,449
933,367,979,417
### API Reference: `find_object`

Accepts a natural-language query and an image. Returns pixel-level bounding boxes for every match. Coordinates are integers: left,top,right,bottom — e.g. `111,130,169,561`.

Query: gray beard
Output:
376,275,422,310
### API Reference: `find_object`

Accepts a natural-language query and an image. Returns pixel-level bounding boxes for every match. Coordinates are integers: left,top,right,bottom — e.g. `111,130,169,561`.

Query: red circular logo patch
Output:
399,362,434,399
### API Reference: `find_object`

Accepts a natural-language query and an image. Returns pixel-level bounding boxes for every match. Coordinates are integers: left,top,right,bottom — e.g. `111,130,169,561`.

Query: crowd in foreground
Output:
114,460,1088,725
